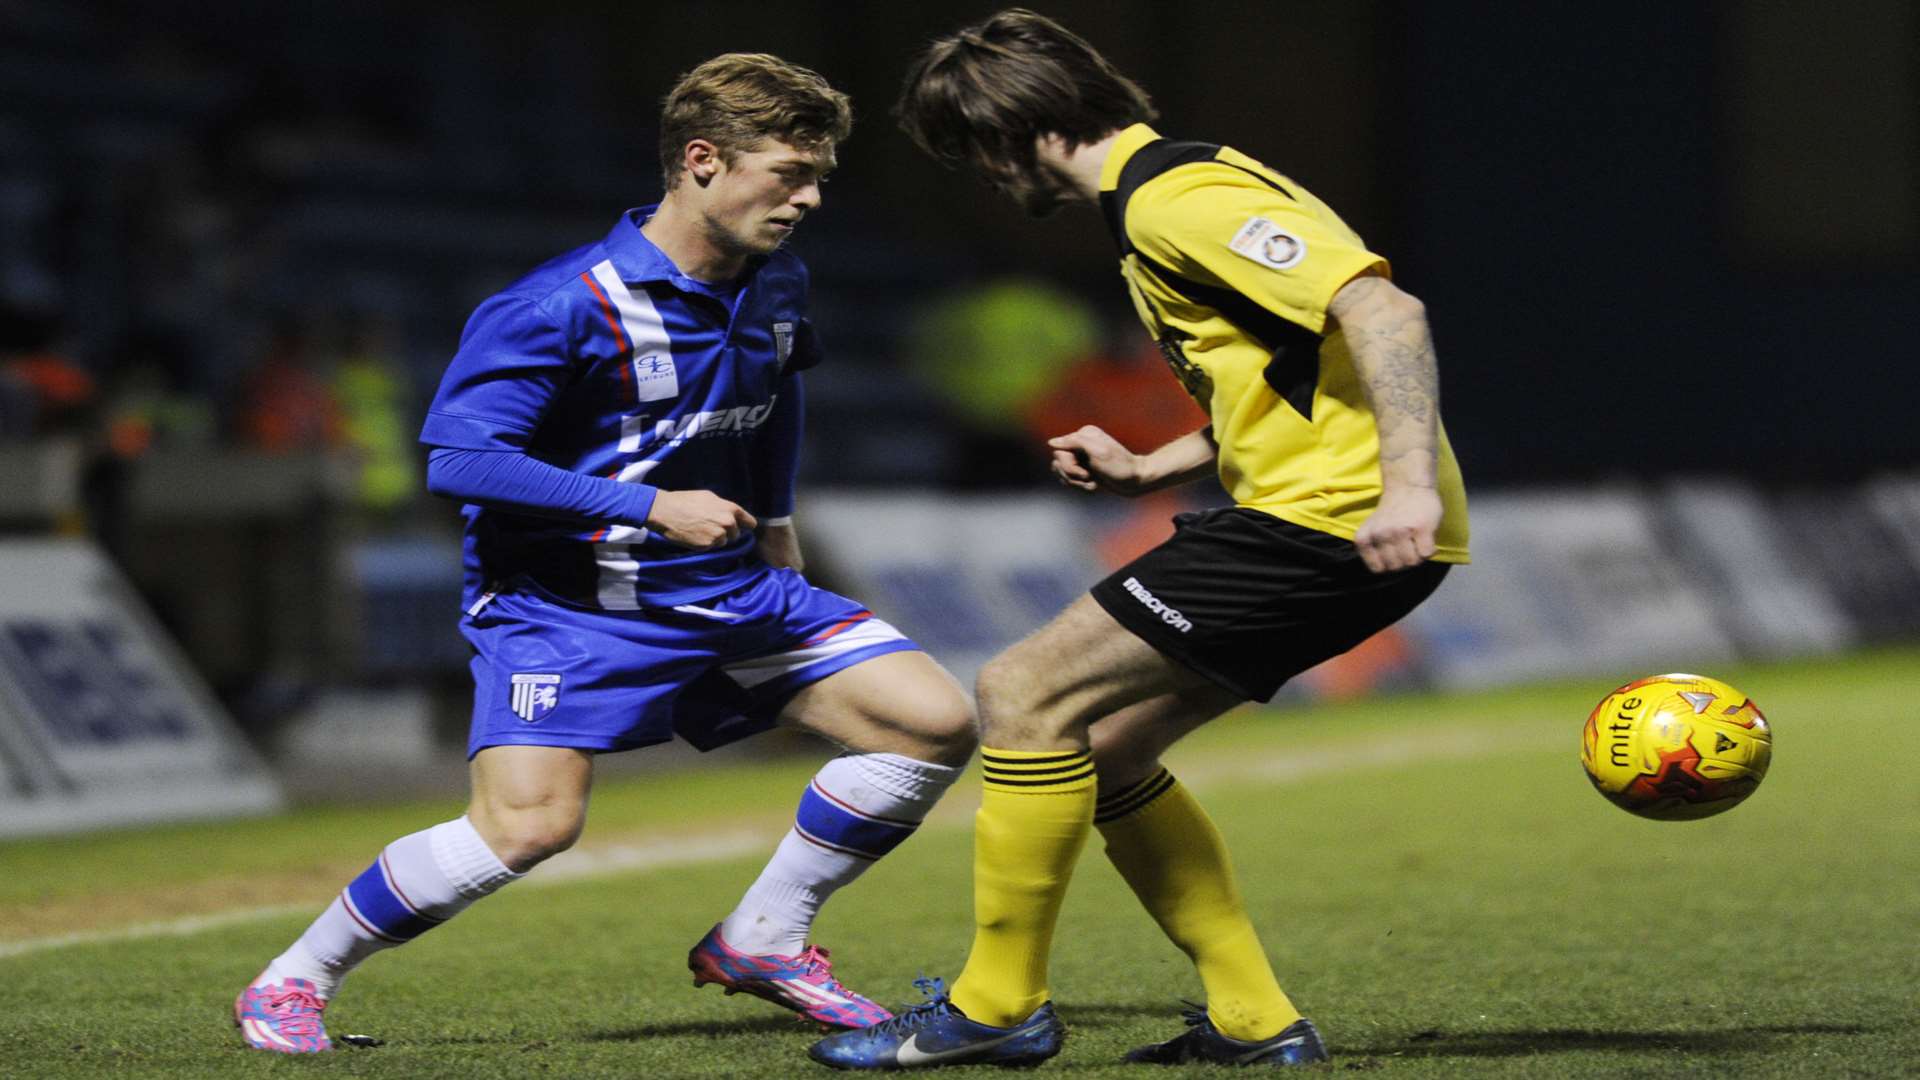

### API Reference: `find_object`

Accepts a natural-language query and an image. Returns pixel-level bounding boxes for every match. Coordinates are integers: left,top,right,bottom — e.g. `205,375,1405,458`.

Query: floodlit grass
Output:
3,648,1916,1077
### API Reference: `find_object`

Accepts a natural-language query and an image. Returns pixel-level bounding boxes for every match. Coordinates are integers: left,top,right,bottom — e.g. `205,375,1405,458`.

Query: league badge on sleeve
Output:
772,322,795,366
1228,216,1308,271
509,673,562,723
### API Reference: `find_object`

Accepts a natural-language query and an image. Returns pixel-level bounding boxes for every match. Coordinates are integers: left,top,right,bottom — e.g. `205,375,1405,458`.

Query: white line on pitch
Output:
0,830,778,960
0,726,1557,960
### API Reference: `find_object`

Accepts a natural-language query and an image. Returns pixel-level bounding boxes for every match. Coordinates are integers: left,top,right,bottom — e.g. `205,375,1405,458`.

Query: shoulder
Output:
456,243,630,357
1125,147,1372,278
491,240,615,313
465,240,627,337
1124,150,1299,242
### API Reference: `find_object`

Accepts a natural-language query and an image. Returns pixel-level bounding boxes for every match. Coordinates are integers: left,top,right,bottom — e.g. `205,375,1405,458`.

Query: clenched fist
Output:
647,489,757,549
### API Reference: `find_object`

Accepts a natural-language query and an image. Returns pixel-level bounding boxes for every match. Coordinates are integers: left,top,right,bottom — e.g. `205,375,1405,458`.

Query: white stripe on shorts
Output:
594,543,641,610
671,603,746,621
721,617,910,690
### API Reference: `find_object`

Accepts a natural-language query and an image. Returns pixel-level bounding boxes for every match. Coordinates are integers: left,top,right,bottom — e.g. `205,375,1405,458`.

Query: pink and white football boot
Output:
234,976,332,1053
688,923,892,1030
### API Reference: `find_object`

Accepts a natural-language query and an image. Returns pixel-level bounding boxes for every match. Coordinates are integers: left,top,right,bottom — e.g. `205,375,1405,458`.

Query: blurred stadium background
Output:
2,2,1918,1074
2,0,1918,963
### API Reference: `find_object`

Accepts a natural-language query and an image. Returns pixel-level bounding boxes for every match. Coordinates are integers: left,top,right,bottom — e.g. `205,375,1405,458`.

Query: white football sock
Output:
720,752,960,956
259,815,520,999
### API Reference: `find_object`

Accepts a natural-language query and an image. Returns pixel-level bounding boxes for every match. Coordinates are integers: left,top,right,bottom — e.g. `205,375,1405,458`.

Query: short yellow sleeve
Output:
1126,165,1387,335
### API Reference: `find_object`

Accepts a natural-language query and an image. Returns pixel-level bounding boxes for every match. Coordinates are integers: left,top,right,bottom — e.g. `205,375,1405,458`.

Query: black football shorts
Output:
1088,507,1450,701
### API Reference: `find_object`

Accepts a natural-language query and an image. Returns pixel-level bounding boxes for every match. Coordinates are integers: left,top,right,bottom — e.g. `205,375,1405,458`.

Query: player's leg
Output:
693,641,975,1028
670,573,970,1025
237,746,587,1053
946,595,1209,1025
1082,511,1447,1067
720,650,972,950
778,648,974,765
815,508,1432,1067
1088,690,1309,1045
465,745,595,870
237,579,657,1054
809,596,1196,1068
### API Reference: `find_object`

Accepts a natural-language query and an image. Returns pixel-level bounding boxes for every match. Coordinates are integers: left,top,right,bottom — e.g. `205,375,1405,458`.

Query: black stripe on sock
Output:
981,750,1090,767
983,765,1097,788
982,760,1095,781
1094,770,1178,823
1095,768,1171,812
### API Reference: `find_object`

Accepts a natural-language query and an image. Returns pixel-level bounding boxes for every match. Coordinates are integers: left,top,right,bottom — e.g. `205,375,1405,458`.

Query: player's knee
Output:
471,806,584,872
869,681,975,766
918,689,978,765
497,818,582,871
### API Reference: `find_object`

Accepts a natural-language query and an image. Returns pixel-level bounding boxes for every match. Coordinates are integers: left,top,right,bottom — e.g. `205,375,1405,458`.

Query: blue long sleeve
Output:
426,447,658,526
752,374,804,519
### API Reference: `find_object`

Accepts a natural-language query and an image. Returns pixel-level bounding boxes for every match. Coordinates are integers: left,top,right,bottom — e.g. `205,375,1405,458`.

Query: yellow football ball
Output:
1581,673,1773,820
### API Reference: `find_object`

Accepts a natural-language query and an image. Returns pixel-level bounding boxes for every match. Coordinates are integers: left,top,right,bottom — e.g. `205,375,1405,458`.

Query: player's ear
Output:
1034,132,1072,165
684,139,724,186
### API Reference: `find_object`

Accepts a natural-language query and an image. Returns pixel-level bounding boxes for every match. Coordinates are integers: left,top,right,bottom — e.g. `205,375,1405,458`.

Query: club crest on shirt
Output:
772,321,795,365
1227,216,1307,271
509,673,561,723
631,353,679,402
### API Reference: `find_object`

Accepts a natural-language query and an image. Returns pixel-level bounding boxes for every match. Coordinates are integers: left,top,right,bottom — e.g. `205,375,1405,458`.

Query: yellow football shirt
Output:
1098,124,1469,563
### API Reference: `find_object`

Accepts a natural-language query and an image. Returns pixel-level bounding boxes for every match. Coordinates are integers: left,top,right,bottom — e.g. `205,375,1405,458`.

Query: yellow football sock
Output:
1095,769,1302,1041
948,747,1097,1027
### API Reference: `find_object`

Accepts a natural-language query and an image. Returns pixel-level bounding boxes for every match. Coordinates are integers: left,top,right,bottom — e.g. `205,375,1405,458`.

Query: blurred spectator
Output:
333,314,419,516
232,314,343,453
86,324,220,556
1026,334,1218,596
904,279,1099,486
98,325,217,459
0,365,34,439
0,304,96,440
1022,335,1207,455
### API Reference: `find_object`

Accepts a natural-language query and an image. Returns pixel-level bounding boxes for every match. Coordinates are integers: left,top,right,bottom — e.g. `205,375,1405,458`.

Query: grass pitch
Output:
3,648,1917,1077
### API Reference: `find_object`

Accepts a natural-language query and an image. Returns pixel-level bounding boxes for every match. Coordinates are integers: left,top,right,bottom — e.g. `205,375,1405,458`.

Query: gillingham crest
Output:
510,673,562,723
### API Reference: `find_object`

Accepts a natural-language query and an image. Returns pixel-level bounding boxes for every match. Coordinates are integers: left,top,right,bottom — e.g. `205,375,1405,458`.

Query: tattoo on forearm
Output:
1339,278,1440,486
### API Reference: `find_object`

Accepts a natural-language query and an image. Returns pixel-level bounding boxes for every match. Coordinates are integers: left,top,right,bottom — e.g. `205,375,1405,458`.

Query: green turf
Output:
3,648,1917,1077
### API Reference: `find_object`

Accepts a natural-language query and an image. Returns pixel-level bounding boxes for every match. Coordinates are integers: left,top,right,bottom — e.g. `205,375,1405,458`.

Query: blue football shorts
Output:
460,567,921,757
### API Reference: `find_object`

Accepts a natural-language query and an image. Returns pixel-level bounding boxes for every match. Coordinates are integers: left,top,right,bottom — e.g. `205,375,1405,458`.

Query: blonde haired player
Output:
234,54,976,1053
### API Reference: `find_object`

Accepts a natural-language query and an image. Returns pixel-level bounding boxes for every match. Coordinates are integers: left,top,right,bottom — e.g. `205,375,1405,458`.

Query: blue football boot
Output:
1124,1007,1327,1067
808,977,1066,1070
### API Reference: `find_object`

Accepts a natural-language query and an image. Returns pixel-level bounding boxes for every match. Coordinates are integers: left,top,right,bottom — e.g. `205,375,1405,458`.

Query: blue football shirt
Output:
421,207,818,610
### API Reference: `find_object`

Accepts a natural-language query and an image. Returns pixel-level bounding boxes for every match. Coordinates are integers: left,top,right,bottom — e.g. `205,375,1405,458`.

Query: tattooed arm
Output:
1327,270,1445,573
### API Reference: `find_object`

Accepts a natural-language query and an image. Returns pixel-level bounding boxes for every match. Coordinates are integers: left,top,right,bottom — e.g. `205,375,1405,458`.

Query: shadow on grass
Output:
1343,1022,1872,1059
1062,1002,1198,1030
581,1015,810,1042
429,1015,808,1047
577,1003,1186,1044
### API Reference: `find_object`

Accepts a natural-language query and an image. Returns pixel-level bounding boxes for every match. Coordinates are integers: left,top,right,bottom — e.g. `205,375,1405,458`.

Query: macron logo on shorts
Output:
510,673,561,722
1122,577,1193,633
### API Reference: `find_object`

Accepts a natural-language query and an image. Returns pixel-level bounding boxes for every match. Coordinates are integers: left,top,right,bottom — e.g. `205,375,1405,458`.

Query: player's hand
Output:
1047,425,1148,496
1353,486,1442,573
646,489,757,549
